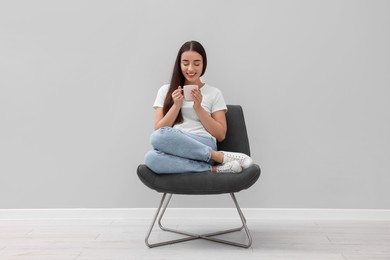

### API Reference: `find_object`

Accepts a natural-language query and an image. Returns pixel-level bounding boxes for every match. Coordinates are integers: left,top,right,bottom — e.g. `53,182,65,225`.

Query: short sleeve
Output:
212,89,228,113
153,84,169,108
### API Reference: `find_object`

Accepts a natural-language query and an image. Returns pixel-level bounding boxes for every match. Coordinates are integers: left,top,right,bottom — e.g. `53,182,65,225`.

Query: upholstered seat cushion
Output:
137,164,261,195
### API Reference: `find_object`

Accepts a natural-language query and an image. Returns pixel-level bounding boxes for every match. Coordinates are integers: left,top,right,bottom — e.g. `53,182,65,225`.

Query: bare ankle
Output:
211,151,224,164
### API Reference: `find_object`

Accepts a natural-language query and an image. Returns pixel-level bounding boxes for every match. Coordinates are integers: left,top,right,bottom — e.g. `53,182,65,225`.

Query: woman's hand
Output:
172,86,184,107
191,88,203,109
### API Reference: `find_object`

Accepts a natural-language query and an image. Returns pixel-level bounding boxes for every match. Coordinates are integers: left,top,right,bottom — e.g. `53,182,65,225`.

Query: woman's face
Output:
180,51,203,86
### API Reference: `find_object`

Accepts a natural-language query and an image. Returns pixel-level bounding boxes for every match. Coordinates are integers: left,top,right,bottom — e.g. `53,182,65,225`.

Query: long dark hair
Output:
163,41,207,125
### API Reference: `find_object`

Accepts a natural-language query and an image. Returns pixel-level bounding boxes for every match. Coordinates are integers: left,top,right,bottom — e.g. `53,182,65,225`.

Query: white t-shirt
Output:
153,84,227,140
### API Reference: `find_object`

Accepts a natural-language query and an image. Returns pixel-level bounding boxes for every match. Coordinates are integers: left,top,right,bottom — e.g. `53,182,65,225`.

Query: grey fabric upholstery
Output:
137,105,261,195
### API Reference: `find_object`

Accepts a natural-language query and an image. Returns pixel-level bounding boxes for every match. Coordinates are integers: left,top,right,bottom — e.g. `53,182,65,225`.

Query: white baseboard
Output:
1,208,390,221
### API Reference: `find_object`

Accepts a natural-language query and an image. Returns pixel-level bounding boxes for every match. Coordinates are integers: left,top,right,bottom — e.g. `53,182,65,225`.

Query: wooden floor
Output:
0,217,390,259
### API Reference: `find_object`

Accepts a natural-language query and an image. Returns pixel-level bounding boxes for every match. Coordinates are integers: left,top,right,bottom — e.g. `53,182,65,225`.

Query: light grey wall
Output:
1,0,389,209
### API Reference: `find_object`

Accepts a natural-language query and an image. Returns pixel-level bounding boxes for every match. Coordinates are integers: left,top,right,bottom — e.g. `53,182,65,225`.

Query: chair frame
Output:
145,192,252,248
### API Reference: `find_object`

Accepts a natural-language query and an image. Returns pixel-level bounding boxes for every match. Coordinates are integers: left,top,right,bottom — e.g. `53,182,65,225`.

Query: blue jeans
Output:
144,127,217,174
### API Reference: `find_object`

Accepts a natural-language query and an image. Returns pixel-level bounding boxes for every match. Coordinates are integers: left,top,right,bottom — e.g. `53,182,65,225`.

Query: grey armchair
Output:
137,105,261,248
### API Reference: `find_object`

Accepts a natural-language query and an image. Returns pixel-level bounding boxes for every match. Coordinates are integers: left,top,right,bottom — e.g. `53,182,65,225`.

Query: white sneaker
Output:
221,151,253,169
216,161,242,173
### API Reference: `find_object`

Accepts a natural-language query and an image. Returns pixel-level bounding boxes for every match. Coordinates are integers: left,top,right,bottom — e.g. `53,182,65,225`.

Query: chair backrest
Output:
217,105,251,156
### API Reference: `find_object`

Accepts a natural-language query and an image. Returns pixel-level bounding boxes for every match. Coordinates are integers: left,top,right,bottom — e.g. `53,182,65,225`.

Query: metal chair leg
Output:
145,192,253,248
145,193,199,248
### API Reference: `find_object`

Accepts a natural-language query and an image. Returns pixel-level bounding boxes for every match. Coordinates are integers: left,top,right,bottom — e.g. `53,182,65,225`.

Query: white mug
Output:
183,85,199,101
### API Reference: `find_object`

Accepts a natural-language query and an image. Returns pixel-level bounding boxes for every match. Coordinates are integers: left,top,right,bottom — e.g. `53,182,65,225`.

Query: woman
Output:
144,41,253,174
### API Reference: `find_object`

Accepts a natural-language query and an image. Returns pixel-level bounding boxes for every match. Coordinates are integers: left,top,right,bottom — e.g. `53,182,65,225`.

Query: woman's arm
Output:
154,105,180,130
191,88,227,142
154,86,183,130
194,108,227,142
